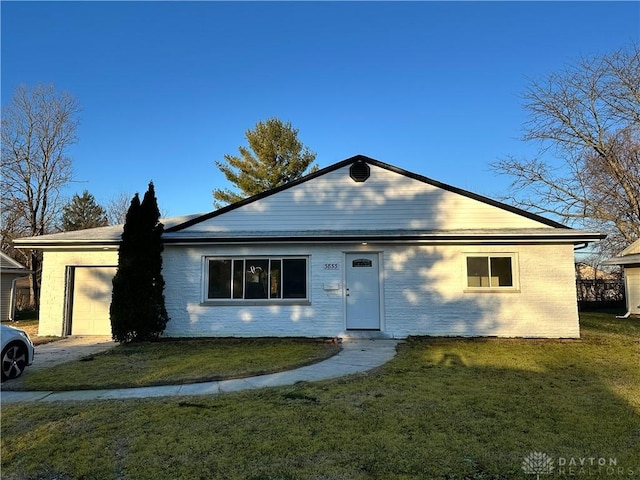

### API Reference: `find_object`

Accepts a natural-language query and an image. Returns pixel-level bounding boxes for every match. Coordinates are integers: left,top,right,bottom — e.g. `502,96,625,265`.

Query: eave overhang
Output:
0,268,34,274
161,229,605,246
12,238,121,250
13,227,604,249
602,253,640,267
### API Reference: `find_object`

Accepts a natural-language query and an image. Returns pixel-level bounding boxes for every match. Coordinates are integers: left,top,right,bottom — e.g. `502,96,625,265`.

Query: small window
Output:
206,257,308,302
352,259,373,267
466,255,516,289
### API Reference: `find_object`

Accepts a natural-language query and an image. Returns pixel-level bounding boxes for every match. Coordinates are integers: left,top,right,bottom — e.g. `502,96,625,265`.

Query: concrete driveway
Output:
29,336,116,371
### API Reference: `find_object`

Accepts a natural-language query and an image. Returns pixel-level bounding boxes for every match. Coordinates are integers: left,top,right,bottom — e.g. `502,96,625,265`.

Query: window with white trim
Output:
465,254,517,289
206,257,308,301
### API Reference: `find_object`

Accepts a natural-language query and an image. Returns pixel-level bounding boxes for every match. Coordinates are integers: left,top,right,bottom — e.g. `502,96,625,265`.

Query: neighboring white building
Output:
0,252,32,321
14,156,604,338
604,239,640,316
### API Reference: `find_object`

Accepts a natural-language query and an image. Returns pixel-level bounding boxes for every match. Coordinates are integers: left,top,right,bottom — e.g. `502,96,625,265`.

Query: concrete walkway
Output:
0,339,399,403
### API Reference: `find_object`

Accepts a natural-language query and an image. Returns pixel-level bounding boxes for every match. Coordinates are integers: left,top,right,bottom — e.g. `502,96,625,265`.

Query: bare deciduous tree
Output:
1,84,80,307
106,192,135,225
494,44,640,255
106,191,169,225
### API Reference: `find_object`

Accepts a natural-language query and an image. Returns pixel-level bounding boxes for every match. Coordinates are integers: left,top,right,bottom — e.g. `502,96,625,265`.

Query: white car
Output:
1,324,35,381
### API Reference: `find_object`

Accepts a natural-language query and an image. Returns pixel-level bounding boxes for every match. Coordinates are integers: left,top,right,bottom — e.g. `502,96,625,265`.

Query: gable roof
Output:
0,251,32,274
167,155,568,233
603,238,640,266
620,238,640,256
13,156,605,248
161,155,602,245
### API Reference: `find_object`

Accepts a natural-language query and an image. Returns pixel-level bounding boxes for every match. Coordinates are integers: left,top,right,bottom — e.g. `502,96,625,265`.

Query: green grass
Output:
5,338,341,391
2,313,639,480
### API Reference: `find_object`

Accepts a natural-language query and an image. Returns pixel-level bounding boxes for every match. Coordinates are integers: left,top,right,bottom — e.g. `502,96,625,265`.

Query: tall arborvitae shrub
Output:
110,193,141,343
139,182,169,337
110,183,169,343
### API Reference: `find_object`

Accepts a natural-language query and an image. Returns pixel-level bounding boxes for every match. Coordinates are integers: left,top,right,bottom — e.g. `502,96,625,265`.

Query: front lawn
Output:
2,313,639,479
5,338,341,391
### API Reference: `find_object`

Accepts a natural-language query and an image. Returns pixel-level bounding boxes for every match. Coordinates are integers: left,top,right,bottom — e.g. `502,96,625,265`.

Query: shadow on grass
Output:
579,312,640,336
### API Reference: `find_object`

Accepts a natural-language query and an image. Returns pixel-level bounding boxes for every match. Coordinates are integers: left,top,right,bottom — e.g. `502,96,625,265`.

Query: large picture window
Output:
466,254,516,289
206,257,308,301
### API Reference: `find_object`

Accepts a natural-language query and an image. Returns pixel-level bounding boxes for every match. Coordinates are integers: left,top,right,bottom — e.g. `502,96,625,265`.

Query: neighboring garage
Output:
604,238,640,316
67,266,117,335
0,252,32,321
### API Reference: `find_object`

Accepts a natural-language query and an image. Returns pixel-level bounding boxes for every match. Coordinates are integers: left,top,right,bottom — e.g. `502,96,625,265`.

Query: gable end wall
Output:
184,165,554,233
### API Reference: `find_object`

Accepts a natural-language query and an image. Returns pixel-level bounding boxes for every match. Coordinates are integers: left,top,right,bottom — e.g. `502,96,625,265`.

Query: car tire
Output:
1,342,28,382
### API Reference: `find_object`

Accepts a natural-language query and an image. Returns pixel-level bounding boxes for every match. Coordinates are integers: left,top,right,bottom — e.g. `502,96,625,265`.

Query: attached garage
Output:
11,220,191,337
14,232,123,336
67,266,117,335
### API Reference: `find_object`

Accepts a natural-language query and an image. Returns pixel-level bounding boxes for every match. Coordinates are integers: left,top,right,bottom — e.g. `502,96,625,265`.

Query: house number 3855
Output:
324,263,339,270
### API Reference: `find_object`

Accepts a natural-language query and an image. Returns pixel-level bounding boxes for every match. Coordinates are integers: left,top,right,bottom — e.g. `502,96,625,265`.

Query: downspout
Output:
9,278,18,321
574,242,589,308
617,271,632,319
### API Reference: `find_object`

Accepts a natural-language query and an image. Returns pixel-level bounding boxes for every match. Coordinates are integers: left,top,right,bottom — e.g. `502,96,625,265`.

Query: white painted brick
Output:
38,250,118,336
36,243,580,339
162,243,580,339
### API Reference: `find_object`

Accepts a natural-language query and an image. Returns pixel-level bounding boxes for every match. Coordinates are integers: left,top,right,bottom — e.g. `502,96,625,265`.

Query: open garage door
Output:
70,266,117,335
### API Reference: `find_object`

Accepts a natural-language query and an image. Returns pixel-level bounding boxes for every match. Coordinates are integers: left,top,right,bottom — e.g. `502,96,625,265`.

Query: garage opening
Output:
64,266,117,336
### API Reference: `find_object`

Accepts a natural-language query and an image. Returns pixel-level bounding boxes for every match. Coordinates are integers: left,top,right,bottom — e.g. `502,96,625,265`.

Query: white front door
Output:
345,253,381,330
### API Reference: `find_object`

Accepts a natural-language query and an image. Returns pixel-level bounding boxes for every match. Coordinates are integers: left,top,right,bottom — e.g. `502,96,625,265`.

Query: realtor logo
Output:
522,451,554,479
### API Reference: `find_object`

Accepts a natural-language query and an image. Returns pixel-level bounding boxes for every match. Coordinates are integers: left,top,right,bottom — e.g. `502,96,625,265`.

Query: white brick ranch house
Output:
15,156,604,338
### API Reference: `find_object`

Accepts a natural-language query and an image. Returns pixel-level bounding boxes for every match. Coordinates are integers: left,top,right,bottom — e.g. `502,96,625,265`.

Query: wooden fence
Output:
576,278,625,311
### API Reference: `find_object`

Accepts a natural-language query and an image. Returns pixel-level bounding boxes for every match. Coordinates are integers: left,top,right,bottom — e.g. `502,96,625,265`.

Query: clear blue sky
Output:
2,1,638,218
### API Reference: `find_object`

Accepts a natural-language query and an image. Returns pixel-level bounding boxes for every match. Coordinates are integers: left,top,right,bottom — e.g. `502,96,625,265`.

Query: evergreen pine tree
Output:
213,118,317,208
61,190,108,231
110,183,168,342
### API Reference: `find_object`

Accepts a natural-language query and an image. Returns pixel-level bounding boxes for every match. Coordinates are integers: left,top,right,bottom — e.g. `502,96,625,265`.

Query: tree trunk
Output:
28,250,41,310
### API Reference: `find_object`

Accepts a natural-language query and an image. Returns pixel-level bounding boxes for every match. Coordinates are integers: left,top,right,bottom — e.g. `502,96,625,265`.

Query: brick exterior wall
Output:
162,243,580,339
38,250,118,336
382,244,579,338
